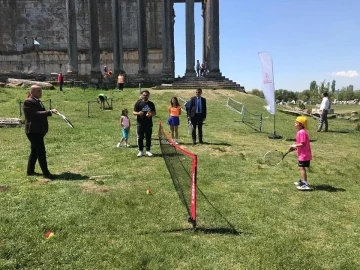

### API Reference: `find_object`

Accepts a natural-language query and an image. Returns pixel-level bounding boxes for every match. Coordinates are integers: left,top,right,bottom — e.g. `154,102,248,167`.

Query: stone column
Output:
89,0,101,75
161,0,173,81
185,0,196,78
137,0,148,74
206,0,221,77
66,0,78,74
201,1,206,65
112,0,124,75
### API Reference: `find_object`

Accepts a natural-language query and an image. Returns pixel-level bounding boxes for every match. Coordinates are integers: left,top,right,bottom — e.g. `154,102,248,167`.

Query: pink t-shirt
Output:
121,116,130,128
296,129,312,161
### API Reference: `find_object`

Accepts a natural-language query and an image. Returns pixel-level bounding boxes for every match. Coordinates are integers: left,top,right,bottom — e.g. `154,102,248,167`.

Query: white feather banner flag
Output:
258,52,275,115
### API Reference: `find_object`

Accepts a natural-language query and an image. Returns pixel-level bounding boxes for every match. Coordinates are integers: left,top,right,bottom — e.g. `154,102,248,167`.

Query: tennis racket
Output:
187,120,193,135
56,112,74,128
264,149,291,166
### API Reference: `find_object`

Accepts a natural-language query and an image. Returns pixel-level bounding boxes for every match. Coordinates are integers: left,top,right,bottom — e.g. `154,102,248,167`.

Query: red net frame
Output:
158,120,197,228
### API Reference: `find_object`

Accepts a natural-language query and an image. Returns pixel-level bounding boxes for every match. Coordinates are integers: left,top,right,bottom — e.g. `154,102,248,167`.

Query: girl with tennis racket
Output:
291,116,313,191
168,97,181,144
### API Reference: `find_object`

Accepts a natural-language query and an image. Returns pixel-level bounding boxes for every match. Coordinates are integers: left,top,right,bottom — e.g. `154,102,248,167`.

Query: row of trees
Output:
249,80,360,103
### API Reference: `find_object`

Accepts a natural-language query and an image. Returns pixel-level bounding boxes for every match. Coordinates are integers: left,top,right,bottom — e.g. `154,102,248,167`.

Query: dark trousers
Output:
59,83,63,91
137,125,152,151
118,83,124,91
318,110,328,131
26,133,50,174
191,114,204,143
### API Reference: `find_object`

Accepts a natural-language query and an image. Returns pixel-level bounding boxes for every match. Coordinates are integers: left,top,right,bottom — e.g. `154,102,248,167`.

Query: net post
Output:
241,105,245,122
49,99,52,110
87,101,90,118
259,114,263,132
19,101,22,117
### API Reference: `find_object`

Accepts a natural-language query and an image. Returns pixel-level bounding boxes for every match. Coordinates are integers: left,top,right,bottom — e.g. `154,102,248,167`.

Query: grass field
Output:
0,86,359,270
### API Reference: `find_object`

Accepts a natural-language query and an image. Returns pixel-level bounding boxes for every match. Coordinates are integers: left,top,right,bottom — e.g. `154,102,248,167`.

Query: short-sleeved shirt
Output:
121,116,130,128
168,105,181,117
134,100,156,127
296,129,312,161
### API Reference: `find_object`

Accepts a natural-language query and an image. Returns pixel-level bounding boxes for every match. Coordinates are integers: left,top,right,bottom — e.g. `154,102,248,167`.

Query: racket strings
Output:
264,150,284,166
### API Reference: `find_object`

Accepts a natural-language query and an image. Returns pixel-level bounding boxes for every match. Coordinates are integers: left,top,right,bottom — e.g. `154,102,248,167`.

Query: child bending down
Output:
117,109,131,147
289,116,313,191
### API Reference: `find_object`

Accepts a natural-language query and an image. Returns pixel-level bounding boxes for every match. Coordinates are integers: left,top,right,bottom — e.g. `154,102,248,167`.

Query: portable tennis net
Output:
158,120,197,228
227,97,262,132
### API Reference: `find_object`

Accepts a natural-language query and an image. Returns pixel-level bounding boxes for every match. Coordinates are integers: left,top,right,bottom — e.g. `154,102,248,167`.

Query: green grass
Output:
1,87,359,270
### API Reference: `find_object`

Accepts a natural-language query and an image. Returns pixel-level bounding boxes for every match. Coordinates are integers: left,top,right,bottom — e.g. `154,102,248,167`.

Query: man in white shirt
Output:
317,92,330,132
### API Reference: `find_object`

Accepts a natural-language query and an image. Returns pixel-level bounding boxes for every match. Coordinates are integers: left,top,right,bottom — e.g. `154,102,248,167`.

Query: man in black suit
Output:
24,85,58,179
188,88,207,144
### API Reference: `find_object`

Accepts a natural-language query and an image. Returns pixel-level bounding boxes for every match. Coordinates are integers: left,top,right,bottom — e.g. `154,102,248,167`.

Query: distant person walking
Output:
57,72,64,91
24,85,58,180
317,92,330,132
196,60,201,77
133,90,156,157
117,74,125,91
168,97,181,144
188,88,207,144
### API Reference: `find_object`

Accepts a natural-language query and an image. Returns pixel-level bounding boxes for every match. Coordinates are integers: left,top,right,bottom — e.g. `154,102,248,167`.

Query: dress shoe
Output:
27,172,42,176
199,141,204,144
43,173,56,180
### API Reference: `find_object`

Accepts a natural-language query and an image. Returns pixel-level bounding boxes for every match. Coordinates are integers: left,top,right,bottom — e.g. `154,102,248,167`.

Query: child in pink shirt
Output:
117,109,131,147
289,116,312,191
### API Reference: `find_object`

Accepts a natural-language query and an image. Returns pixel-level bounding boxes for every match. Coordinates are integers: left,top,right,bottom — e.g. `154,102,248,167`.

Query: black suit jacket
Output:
23,97,52,134
189,96,207,119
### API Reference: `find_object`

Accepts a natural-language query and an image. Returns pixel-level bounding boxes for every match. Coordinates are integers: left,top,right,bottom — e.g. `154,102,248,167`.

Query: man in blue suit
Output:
188,88,207,144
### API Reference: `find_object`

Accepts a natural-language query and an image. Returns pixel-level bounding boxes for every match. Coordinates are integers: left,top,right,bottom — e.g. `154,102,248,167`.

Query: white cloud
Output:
331,70,359,78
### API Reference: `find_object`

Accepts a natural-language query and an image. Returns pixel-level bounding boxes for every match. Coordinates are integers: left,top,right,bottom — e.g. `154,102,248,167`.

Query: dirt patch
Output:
81,182,111,193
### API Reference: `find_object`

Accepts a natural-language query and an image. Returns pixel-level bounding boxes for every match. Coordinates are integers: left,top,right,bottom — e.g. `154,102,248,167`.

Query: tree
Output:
326,82,330,92
309,81,317,91
331,80,336,93
347,85,354,91
248,89,264,98
298,90,311,102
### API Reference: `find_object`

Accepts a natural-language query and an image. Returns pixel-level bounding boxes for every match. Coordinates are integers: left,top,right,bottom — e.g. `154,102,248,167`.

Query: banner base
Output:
268,133,282,139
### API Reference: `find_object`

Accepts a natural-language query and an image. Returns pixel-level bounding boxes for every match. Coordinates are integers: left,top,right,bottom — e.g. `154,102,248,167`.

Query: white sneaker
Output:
126,144,130,147
296,184,312,191
137,151,143,157
294,180,305,186
174,139,179,145
116,143,121,148
145,151,153,157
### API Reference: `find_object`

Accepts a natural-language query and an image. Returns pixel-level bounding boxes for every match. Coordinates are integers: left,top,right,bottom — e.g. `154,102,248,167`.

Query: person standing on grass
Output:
188,88,207,145
57,72,64,91
24,85,58,180
317,92,330,132
289,116,312,191
117,74,125,91
168,96,181,144
133,90,156,157
117,109,131,148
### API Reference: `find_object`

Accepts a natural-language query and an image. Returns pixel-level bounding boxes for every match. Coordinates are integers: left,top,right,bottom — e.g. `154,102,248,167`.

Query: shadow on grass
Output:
56,172,89,181
180,142,231,146
312,184,346,192
161,227,249,236
285,138,318,142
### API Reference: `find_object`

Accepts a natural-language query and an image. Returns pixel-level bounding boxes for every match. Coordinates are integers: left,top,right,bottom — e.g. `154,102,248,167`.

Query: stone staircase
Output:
153,76,245,92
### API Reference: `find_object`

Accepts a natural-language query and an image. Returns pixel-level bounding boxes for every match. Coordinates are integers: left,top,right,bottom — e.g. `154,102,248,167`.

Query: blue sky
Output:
174,0,360,92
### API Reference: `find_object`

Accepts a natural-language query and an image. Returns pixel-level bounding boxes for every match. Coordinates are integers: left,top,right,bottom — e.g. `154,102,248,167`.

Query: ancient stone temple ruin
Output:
0,0,242,89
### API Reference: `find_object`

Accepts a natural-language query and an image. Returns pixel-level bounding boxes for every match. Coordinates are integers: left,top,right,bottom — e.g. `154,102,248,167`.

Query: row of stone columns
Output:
65,0,221,79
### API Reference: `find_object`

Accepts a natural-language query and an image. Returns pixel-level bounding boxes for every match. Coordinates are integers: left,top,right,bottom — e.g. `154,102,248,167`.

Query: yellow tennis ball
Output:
45,231,54,239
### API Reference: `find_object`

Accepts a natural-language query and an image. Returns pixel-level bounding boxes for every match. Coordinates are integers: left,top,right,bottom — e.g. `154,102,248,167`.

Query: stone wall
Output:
0,0,164,82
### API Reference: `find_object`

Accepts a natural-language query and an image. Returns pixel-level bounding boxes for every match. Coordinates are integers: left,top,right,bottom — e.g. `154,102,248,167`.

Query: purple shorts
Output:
168,116,180,126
